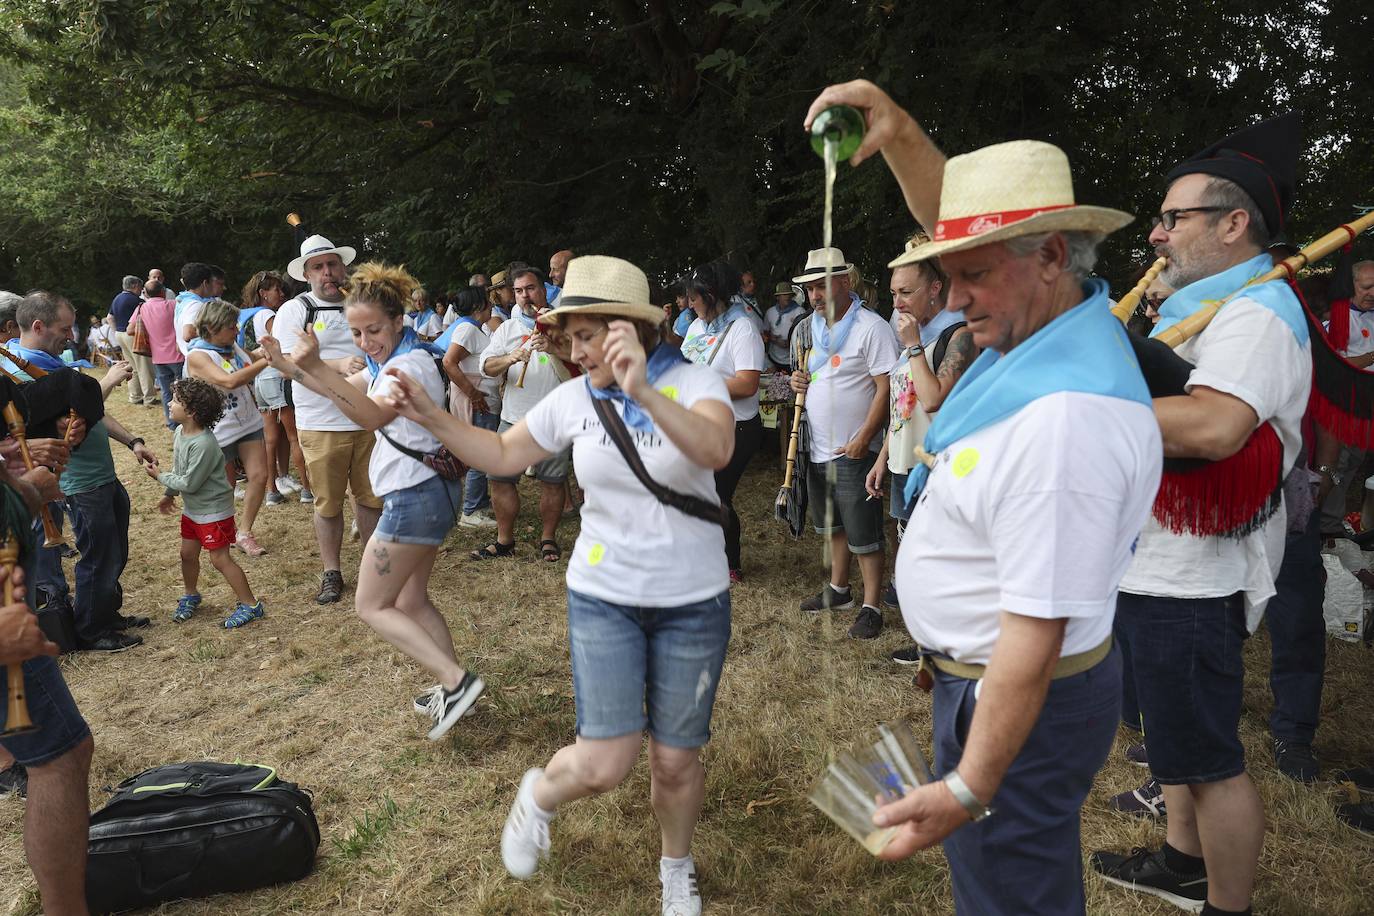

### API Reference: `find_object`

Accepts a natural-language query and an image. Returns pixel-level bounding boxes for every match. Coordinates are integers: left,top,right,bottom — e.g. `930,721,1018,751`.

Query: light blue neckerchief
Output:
903,280,1151,507
1152,252,1307,345
808,291,863,373
364,327,445,379
433,314,484,351
514,308,538,332
681,302,749,365
6,341,67,373
586,343,686,433
919,308,965,348
188,338,247,370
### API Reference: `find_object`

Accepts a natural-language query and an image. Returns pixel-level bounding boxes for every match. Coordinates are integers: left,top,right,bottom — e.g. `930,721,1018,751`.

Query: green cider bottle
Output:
810,105,865,161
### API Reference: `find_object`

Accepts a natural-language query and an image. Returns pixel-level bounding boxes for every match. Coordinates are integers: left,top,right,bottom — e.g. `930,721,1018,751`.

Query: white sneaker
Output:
350,519,359,541
459,511,498,528
234,485,245,501
660,857,702,916
276,475,302,495
502,768,551,879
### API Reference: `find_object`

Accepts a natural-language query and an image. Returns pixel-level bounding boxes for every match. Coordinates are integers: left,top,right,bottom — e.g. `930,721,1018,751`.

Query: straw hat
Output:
774,281,794,297
537,256,666,327
489,269,511,288
793,247,855,284
287,234,356,282
889,141,1132,268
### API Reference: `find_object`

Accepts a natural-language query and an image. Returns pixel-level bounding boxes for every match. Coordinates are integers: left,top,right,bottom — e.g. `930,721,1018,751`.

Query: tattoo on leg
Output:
374,546,391,576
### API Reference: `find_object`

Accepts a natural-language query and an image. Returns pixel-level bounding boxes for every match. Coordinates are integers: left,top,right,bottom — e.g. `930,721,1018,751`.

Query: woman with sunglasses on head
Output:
382,255,734,916
680,260,765,582
259,262,485,741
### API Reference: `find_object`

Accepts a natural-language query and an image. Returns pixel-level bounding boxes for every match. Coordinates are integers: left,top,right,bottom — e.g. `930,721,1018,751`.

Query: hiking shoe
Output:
1274,738,1319,783
882,581,900,610
459,511,497,528
224,601,265,629
78,630,142,653
1110,777,1166,819
848,606,883,639
800,584,855,613
275,475,302,495
1337,802,1374,835
414,684,479,718
265,491,287,506
1125,742,1149,768
891,645,923,666
316,570,345,604
502,768,552,879
116,613,152,629
299,489,316,505
426,671,485,740
172,593,202,623
660,857,702,916
235,531,267,557
1090,846,1207,913
0,765,27,799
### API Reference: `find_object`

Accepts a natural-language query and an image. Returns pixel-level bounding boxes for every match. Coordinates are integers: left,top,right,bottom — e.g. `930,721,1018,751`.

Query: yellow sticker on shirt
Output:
588,543,606,566
659,385,679,401
314,320,326,332
220,359,232,372
952,448,980,479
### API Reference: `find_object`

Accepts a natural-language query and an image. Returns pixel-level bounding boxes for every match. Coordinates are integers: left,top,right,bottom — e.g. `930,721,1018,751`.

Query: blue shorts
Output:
889,471,912,522
0,655,91,767
1115,591,1247,784
375,475,462,546
567,589,731,749
807,453,884,554
254,372,288,411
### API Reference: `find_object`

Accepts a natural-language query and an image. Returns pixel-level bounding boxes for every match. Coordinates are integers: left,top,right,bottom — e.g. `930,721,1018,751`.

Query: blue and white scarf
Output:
903,279,1152,506
919,307,965,348
681,302,749,365
364,327,445,379
6,341,68,373
514,308,538,332
587,343,687,433
188,338,248,371
807,291,864,373
433,314,483,351
1152,252,1307,346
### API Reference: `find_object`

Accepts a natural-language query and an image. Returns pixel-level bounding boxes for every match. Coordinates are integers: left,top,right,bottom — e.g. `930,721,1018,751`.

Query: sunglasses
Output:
1150,206,1229,231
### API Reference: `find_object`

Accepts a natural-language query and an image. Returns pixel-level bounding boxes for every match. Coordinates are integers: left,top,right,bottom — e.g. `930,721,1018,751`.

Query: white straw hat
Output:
889,140,1132,267
288,234,357,281
538,256,666,327
792,247,854,284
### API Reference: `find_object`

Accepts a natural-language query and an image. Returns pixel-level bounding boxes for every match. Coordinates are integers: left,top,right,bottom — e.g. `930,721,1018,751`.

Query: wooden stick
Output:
2,404,65,548
1,536,36,737
1154,211,1374,348
1112,257,1168,323
778,349,811,495
515,354,530,389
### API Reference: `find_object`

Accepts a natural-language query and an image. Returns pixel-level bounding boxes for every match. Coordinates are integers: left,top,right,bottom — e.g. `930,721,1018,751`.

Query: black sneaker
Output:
1125,742,1149,767
1337,802,1374,835
848,606,883,639
413,686,478,719
1273,738,1319,783
1109,777,1166,819
426,671,486,741
881,582,900,610
316,570,345,605
800,584,855,613
115,614,152,630
0,765,27,799
891,645,923,665
78,630,142,653
1333,766,1374,792
1090,846,1207,912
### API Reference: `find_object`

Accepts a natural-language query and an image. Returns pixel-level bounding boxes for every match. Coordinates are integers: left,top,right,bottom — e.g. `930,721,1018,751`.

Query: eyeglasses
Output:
1151,207,1229,231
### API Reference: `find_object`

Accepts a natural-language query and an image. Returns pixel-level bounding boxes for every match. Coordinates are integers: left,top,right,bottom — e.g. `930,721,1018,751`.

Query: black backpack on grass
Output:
85,761,319,914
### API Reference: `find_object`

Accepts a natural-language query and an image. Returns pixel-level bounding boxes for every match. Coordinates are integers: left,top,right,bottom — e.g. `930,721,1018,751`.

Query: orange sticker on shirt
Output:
830,354,842,368
1363,328,1370,338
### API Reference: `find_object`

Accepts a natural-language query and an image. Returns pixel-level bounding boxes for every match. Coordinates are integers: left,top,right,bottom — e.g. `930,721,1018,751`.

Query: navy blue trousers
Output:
1265,508,1326,743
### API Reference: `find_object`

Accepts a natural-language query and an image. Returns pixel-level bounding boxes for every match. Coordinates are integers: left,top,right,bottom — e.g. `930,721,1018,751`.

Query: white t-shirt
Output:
273,293,363,432
524,365,731,606
764,303,805,366
441,306,457,329
175,297,205,359
449,320,501,402
684,317,765,422
252,310,281,383
191,345,265,447
802,307,901,461
1345,308,1374,357
480,314,566,425
898,392,1162,664
1119,297,1312,629
365,350,445,497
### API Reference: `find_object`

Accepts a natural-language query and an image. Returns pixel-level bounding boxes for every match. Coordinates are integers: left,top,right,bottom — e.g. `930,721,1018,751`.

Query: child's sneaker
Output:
299,489,315,505
265,491,287,506
172,593,202,623
224,601,265,629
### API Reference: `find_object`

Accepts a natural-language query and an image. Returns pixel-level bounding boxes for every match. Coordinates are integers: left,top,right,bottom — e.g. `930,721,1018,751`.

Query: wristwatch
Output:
126,437,145,452
903,345,925,360
943,770,994,822
1317,464,1342,486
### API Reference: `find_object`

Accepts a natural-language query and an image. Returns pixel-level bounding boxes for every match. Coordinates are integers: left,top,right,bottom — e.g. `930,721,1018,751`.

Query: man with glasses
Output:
1093,114,1311,916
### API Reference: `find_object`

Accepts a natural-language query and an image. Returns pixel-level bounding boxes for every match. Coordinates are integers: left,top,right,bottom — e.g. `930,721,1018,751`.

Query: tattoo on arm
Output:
374,546,391,577
937,330,977,383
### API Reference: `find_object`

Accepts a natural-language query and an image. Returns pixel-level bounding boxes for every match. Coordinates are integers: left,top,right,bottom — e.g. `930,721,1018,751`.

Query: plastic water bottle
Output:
810,105,865,161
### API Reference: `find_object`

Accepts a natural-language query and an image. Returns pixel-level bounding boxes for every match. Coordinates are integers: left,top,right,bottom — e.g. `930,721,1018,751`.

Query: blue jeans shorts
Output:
220,428,265,464
807,453,883,554
1115,591,1247,784
0,655,91,766
254,371,288,411
889,471,912,522
375,475,462,546
567,589,731,749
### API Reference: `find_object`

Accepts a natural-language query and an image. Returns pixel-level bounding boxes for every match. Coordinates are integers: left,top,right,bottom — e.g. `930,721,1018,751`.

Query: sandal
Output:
471,540,516,561
539,539,561,563
224,601,265,629
172,593,202,623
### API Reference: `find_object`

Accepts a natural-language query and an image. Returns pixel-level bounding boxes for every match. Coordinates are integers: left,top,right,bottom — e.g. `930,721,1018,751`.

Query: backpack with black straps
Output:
930,320,968,371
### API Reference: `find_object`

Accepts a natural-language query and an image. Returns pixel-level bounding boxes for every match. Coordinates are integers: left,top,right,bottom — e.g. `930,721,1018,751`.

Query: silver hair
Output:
1001,230,1104,280
1199,175,1270,246
122,274,142,291
0,290,22,326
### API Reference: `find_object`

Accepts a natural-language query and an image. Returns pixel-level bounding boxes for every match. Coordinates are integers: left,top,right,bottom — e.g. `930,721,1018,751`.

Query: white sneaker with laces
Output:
459,512,498,528
502,768,551,879
660,857,702,916
276,475,302,495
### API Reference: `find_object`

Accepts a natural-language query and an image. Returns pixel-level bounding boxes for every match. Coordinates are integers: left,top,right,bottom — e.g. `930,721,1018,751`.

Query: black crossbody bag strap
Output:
591,396,728,528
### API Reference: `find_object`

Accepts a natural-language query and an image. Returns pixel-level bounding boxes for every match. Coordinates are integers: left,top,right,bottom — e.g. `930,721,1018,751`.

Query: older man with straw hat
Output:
803,82,1162,914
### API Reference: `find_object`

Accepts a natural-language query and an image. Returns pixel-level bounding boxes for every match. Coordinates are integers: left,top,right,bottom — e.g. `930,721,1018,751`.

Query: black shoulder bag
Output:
591,396,728,528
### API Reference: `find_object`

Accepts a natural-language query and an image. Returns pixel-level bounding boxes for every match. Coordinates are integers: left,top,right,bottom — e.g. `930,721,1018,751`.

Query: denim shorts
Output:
807,453,883,554
0,655,91,767
567,588,731,749
889,471,912,522
375,474,462,546
221,428,264,464
254,371,288,411
489,419,570,483
1115,591,1247,784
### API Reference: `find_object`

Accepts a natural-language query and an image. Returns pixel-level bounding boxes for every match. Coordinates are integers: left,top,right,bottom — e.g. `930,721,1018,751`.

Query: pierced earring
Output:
928,297,936,306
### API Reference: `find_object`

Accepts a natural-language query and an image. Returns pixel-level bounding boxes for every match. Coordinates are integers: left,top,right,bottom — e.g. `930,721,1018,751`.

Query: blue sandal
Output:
224,601,265,629
172,593,202,623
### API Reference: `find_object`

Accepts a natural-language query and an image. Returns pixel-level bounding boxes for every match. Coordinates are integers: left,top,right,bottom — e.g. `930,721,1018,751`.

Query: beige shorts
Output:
297,428,382,517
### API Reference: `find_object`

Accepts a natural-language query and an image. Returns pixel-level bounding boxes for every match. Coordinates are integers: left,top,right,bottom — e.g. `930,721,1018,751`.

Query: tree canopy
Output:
1,0,1370,311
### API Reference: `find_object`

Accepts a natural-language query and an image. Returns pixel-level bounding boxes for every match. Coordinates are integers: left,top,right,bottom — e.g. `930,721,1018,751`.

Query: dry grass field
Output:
3,389,1373,915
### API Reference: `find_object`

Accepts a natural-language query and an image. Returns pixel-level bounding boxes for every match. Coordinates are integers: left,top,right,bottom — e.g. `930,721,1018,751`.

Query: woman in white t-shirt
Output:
241,270,313,508
260,262,484,742
681,260,765,581
382,256,734,916
438,286,501,526
185,299,272,557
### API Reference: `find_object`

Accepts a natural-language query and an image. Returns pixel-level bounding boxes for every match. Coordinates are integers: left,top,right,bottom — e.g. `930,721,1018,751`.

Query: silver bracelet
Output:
943,770,994,822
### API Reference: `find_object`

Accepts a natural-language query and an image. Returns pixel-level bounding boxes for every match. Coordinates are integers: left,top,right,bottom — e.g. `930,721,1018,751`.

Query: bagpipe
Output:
1116,209,1374,538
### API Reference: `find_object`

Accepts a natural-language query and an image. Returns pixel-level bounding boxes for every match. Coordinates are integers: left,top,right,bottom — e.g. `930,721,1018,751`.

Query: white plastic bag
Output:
1321,539,1370,642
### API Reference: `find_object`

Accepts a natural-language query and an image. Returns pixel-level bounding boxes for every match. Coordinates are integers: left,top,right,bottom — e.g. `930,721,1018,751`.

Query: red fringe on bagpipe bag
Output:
1152,422,1284,538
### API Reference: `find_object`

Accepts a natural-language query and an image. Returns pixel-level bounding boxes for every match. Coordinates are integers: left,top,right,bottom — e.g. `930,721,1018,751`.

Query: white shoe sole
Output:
502,768,549,879
427,676,485,740
1093,875,1205,913
459,515,498,528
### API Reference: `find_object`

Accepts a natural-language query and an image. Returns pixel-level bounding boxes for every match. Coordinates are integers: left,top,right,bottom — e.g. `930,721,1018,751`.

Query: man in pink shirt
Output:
139,279,184,428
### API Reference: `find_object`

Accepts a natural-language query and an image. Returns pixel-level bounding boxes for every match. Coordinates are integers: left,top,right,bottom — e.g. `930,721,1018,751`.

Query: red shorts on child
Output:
181,514,237,550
